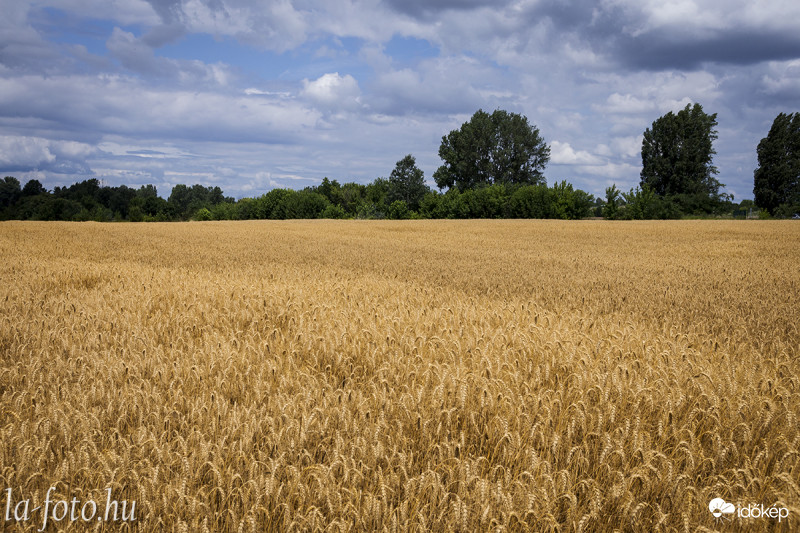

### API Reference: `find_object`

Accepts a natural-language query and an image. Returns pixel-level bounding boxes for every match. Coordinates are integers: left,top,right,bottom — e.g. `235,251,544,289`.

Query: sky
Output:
1,0,799,200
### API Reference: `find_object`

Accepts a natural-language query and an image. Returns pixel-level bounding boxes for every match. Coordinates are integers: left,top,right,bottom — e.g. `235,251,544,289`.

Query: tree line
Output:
1,107,797,221
0,173,598,221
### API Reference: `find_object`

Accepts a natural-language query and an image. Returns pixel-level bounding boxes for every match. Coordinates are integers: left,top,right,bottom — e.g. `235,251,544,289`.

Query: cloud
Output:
0,0,61,72
590,71,721,120
126,149,168,157
106,27,235,84
1,0,799,201
142,0,184,24
586,1,800,70
367,55,495,116
107,27,171,76
760,59,800,101
430,0,800,73
384,0,508,18
38,0,159,25
0,135,98,174
0,73,321,145
141,23,186,47
610,135,643,160
0,136,56,168
614,30,800,71
550,141,604,166
301,72,361,110
141,0,310,52
598,93,657,115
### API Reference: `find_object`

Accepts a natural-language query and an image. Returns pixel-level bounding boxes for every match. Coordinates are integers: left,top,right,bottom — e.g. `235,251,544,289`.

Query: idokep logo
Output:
709,498,735,521
709,497,790,523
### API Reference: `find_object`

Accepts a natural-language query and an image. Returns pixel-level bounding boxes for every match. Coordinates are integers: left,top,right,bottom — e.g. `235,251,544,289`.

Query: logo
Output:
709,498,735,521
708,498,790,523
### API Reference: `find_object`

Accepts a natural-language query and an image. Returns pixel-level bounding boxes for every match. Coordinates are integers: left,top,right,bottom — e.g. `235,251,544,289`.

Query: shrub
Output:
193,207,213,221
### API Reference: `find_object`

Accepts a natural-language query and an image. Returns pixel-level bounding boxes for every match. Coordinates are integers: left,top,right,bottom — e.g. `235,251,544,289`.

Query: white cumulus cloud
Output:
301,72,361,110
550,141,604,166
0,136,56,167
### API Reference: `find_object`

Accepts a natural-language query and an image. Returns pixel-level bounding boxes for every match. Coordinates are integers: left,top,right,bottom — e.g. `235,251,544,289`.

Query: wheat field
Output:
1,220,798,531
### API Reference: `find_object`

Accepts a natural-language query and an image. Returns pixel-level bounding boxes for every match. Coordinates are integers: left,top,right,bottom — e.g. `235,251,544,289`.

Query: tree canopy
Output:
640,103,723,199
387,154,429,211
0,177,22,208
754,112,800,215
433,109,550,190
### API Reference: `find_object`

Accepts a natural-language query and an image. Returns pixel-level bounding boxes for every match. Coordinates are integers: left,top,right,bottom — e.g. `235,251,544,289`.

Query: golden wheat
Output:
0,220,798,531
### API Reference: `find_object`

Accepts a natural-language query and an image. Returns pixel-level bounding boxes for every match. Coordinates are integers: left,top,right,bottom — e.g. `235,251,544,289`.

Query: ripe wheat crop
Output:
1,220,798,531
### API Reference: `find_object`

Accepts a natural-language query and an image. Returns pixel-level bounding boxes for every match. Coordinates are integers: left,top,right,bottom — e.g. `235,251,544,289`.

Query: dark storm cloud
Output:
429,0,800,72
384,0,510,18
528,1,800,71
609,29,800,71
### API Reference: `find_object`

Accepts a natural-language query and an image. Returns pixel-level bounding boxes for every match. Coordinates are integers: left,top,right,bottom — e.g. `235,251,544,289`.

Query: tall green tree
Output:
0,177,21,207
387,154,428,210
603,184,622,220
640,103,723,198
168,184,191,213
754,112,800,215
434,109,550,190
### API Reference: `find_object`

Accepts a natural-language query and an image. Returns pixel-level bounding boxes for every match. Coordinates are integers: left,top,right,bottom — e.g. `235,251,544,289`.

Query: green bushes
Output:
258,181,597,220
600,185,733,220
